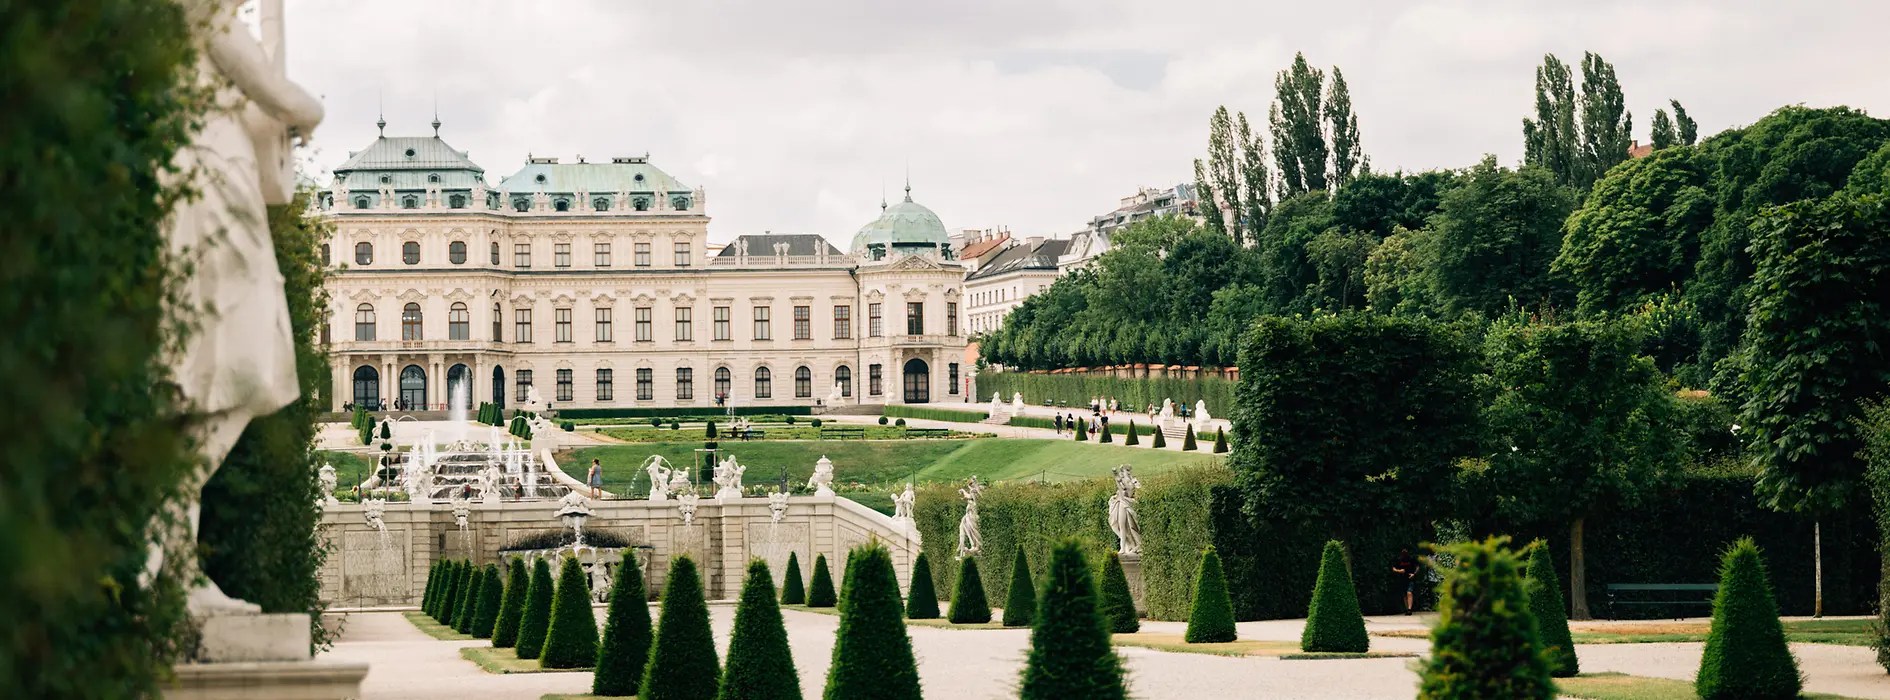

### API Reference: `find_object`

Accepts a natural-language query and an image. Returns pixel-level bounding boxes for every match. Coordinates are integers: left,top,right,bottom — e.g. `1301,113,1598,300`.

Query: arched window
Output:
400,195,419,209
513,198,530,212
427,173,441,184
320,244,330,265
355,242,373,265
593,197,610,212
448,194,466,209
354,304,376,341
399,365,427,409
553,199,570,212
352,366,380,410
449,241,467,264
835,365,852,398
353,196,370,209
402,302,423,340
449,302,469,340
402,241,420,265
714,367,731,400
795,366,812,398
490,241,501,265
754,367,772,399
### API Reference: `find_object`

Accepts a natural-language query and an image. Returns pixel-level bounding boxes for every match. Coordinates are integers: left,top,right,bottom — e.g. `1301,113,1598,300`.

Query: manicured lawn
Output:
781,604,1008,630
318,450,378,488
1111,633,1415,659
1557,672,1866,700
1377,618,1876,647
599,423,977,442
402,611,472,640
461,645,588,674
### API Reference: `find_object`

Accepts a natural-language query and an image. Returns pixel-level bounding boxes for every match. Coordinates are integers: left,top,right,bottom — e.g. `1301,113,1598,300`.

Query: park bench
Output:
907,428,951,438
734,428,765,441
820,426,865,440
1604,583,1718,619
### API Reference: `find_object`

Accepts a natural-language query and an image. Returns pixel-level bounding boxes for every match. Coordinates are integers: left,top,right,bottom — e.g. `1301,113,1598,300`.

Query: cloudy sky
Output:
286,0,1890,247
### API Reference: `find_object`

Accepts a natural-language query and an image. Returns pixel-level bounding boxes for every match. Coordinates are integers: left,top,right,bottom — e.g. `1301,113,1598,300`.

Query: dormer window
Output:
554,199,570,212
427,173,441,184
400,195,419,209
448,194,466,209
593,197,610,212
632,196,650,212
671,195,689,211
353,196,371,209
513,198,530,212
379,175,391,184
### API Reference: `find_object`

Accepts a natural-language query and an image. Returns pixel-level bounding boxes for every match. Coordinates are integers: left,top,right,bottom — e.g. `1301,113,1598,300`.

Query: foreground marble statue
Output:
1108,465,1142,556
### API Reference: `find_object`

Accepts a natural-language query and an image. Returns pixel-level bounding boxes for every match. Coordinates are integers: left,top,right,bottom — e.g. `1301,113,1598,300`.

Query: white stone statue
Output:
989,392,1003,417
1194,400,1212,426
525,385,546,411
145,0,325,616
363,499,387,532
1011,392,1025,413
892,482,916,522
556,489,593,519
451,497,471,531
712,455,746,500
480,464,503,504
677,491,700,526
644,456,673,502
806,456,836,497
1108,465,1143,556
957,476,984,558
317,463,338,506
769,490,789,523
589,559,613,603
1159,398,1175,424
667,469,693,498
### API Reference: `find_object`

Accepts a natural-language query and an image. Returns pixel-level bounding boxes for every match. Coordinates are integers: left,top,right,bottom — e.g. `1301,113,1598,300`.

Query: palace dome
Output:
850,186,951,255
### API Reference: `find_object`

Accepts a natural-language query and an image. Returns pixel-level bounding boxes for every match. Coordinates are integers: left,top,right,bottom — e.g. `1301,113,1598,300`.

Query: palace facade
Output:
317,125,968,412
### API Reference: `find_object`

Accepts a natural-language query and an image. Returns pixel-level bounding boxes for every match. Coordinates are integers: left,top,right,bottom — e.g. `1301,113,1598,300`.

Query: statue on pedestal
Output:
667,469,693,499
892,482,916,522
644,456,673,501
712,455,746,500
1193,400,1212,428
1108,465,1142,556
1011,392,1025,414
806,456,836,496
957,476,984,558
318,463,338,507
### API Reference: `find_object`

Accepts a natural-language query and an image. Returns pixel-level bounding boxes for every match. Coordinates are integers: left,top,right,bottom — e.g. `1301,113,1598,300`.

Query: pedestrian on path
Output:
1054,413,1064,434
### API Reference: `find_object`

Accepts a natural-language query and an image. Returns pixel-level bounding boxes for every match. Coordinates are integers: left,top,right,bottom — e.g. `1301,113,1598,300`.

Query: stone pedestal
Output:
199,613,312,663
164,613,367,699
1119,553,1147,614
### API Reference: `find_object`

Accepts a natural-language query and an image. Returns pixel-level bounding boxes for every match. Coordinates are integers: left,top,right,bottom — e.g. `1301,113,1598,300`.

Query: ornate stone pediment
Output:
591,292,615,306
398,228,424,242
444,288,475,302
672,293,696,305
749,296,775,304
549,230,575,243
633,293,656,305
889,254,942,271
902,287,928,300
397,289,427,303
551,293,577,305
346,288,379,302
510,294,535,306
863,289,885,301
942,287,961,299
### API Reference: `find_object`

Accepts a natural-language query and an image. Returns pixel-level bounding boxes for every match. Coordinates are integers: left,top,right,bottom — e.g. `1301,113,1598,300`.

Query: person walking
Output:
1391,549,1420,614
587,458,604,499
1054,413,1064,435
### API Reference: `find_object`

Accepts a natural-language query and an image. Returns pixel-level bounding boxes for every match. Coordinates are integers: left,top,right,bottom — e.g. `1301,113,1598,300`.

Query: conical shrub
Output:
780,551,806,605
1002,547,1036,627
1416,537,1556,700
1301,540,1368,653
1099,424,1113,443
1182,424,1198,451
1019,539,1126,700
540,556,599,669
823,543,922,699
438,560,464,626
949,556,991,624
493,557,529,648
1524,542,1577,677
839,553,859,613
454,563,483,634
1184,546,1235,643
593,555,652,696
1212,427,1227,453
719,560,800,700
641,555,720,700
1697,538,1801,700
515,557,557,660
806,553,837,608
1125,421,1140,446
1151,428,1167,449
473,563,504,639
422,560,440,617
905,551,940,619
1099,552,1139,633
1074,420,1088,442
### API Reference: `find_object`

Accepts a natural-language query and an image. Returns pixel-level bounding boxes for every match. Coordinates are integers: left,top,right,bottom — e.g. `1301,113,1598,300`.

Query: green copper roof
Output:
498,158,689,195
332,135,488,190
851,187,950,253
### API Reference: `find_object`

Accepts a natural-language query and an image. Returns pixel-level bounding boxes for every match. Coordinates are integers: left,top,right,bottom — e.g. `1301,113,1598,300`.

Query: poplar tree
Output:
1578,52,1632,187
1522,54,1579,187
1650,108,1677,150
1671,99,1698,145
1325,67,1363,187
592,556,652,696
1271,53,1328,197
1237,111,1272,237
1202,106,1245,243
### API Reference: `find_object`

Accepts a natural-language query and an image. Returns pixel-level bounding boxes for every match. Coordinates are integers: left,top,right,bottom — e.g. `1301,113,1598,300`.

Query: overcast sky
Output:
285,0,1890,247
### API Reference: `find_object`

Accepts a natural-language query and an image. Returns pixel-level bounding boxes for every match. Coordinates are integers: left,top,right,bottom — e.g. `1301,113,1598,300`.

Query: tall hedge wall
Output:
882,405,989,423
975,371,1235,415
555,405,810,419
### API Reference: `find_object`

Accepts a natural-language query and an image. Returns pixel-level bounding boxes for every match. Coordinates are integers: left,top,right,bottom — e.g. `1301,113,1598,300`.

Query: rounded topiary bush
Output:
472,563,504,639
1020,539,1126,700
878,416,889,425
786,415,796,425
811,418,822,428
824,543,922,698
1300,540,1368,653
780,551,806,605
1524,541,1578,677
539,556,599,669
642,555,720,700
592,555,652,696
670,421,680,430
1416,537,1555,700
1002,547,1036,627
949,556,991,624
514,557,557,660
895,418,906,427
706,421,718,438
492,557,529,648
806,554,837,608
1697,538,1800,700
1184,546,1235,643
905,551,940,620
1099,552,1139,633
720,560,799,700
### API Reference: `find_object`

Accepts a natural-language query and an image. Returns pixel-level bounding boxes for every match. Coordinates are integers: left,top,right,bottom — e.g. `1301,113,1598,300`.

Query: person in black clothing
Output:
1392,549,1420,614
1054,413,1064,434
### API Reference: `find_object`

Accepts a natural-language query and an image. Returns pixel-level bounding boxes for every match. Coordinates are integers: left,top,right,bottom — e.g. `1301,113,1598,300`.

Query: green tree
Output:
1198,106,1246,244
492,557,528,648
1238,112,1275,239
1429,158,1576,317
949,556,992,624
823,543,923,699
592,555,652,696
1524,542,1578,677
472,563,504,639
1099,552,1140,633
1300,541,1368,653
1002,547,1037,627
1019,540,1127,700
1523,54,1580,187
1271,52,1329,197
454,563,482,634
1672,99,1698,145
1416,537,1556,700
719,560,800,700
1858,400,1890,671
642,555,720,700
905,551,940,620
780,551,806,605
1325,67,1364,187
1578,52,1632,188
515,557,556,660
1650,108,1677,150
423,561,442,619
1480,316,1681,619
1554,146,1714,316
1185,547,1237,643
807,553,837,608
1696,539,1800,699
540,557,599,669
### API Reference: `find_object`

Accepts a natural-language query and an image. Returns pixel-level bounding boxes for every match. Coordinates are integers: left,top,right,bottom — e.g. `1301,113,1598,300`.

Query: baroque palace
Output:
317,122,968,412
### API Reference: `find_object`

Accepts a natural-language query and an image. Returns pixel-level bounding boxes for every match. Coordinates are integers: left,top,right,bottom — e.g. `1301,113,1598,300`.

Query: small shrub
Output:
1020,540,1126,700
593,555,652,696
1125,421,1139,446
780,551,806,605
670,421,680,430
1212,427,1227,453
1415,537,1555,699
905,551,940,620
422,561,441,618
1074,420,1088,442
440,560,465,624
472,563,504,639
1697,538,1801,700
539,556,600,669
894,418,906,427
719,560,799,700
641,555,720,700
1184,546,1235,643
1099,552,1139,633
562,421,575,432
1182,424,1198,451
1300,540,1368,653
515,557,557,660
706,421,718,438
949,556,992,624
823,543,922,698
652,417,664,428
786,415,796,425
493,557,529,648
807,554,837,608
1525,542,1578,677
1152,428,1167,449
381,422,391,440
811,418,822,428
878,416,889,425
1003,548,1037,627
1099,424,1113,443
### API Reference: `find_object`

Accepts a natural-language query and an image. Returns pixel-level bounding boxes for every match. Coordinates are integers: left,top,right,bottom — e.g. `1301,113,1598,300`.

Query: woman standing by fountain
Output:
587,459,604,499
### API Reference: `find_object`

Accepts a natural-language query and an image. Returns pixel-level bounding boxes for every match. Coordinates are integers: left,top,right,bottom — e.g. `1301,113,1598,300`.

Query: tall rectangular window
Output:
713,306,730,341
833,305,851,339
594,242,611,267
516,370,533,403
556,369,573,402
946,302,958,336
674,242,691,266
514,243,531,268
868,303,883,337
493,304,503,341
676,367,694,400
675,307,693,341
595,308,613,342
868,364,882,396
634,242,651,267
554,243,571,268
555,308,572,343
906,302,924,335
635,307,653,342
949,363,960,394
596,369,614,401
753,306,771,340
514,308,532,343
636,368,653,401
793,305,811,340
491,242,501,265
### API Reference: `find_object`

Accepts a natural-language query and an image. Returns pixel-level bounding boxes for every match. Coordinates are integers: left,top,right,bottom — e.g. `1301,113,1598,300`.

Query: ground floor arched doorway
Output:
902,358,930,404
492,365,505,410
399,364,427,410
352,365,380,410
446,363,471,410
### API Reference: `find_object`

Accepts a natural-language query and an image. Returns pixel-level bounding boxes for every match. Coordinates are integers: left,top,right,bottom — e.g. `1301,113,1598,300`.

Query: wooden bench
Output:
1605,583,1717,619
820,426,865,440
734,429,765,441
906,428,951,439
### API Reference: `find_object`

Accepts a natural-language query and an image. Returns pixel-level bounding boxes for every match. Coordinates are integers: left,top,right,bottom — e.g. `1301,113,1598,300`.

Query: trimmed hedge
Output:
422,561,441,618
806,554,836,608
949,556,991,624
1184,546,1236,643
1525,542,1578,676
493,557,528,648
975,371,1236,418
823,543,922,698
1002,547,1036,627
643,555,719,699
515,557,556,660
593,554,651,696
905,552,940,619
1099,552,1139,633
1417,537,1556,699
1212,427,1227,453
472,563,503,639
1152,429,1167,449
539,556,599,669
719,560,799,700
1697,538,1800,700
1125,421,1141,445
1020,540,1126,700
1182,424,1197,451
1300,541,1368,653
453,563,481,634
558,406,811,419
780,551,805,605
883,405,989,423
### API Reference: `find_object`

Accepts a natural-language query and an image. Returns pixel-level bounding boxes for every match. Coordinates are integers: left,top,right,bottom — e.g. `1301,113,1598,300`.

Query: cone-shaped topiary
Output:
838,553,859,614
422,560,439,617
437,560,462,625
1152,428,1167,449
1099,424,1113,443
1697,538,1801,700
780,551,806,605
1416,537,1556,700
1524,542,1578,677
823,543,922,699
719,560,800,700
641,555,720,700
905,551,940,620
1184,546,1236,643
592,555,652,696
454,562,483,634
1099,551,1139,633
1002,547,1036,627
1301,540,1369,653
539,556,600,669
473,563,505,639
1074,420,1088,442
806,553,837,608
1125,421,1140,446
949,556,992,624
515,557,557,660
1213,427,1228,453
1182,424,1198,451
493,557,529,648
1020,539,1126,700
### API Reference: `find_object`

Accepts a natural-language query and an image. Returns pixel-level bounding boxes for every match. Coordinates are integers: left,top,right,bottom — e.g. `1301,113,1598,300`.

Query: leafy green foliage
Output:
719,560,799,700
1099,552,1140,633
1861,401,1890,671
1555,146,1714,315
904,552,940,619
1428,158,1576,317
642,555,719,700
806,554,836,608
1019,540,1127,700
422,561,441,618
780,551,805,605
1523,54,1580,187
823,543,923,700
976,370,1235,414
1696,539,1801,699
949,556,992,624
438,561,463,625
1524,542,1578,676
540,557,599,669
454,563,481,634
1185,546,1237,643
1002,547,1037,626
1417,537,1556,699
493,557,528,648
592,555,651,696
1301,541,1369,652
472,564,504,639
515,557,556,660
